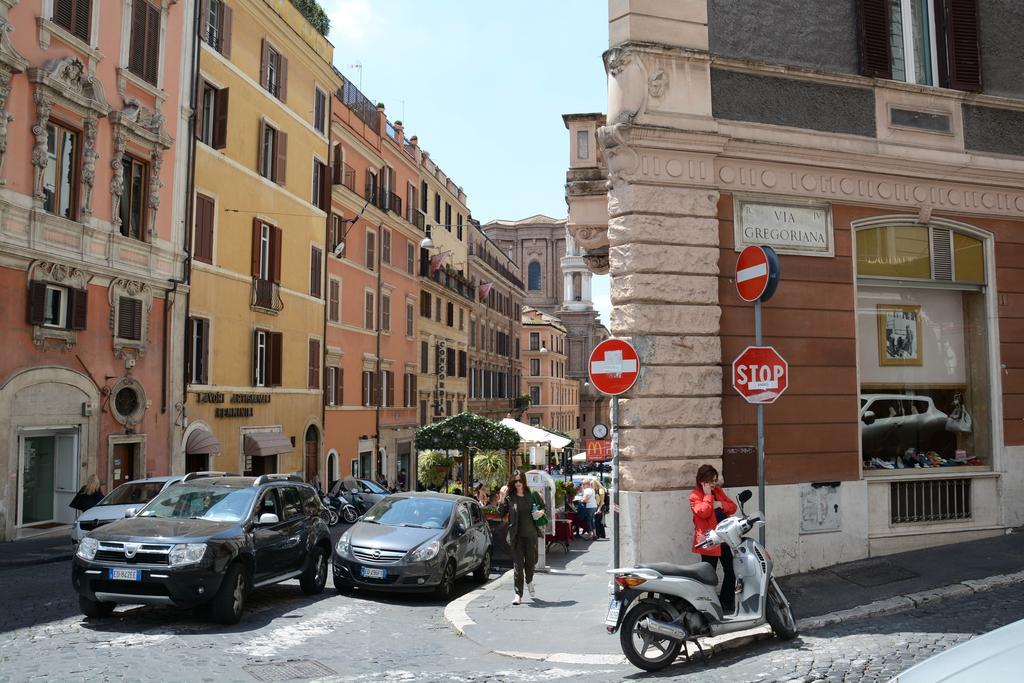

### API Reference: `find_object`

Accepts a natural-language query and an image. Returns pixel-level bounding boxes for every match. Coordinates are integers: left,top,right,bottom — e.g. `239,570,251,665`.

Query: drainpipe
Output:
374,220,383,483
163,0,203,416
321,93,332,483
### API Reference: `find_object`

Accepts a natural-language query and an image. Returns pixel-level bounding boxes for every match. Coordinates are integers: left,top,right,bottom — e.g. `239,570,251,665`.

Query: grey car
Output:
332,492,491,600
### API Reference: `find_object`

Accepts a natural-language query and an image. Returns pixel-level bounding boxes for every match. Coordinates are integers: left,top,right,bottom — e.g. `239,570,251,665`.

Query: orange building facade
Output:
0,1,194,539
520,307,579,439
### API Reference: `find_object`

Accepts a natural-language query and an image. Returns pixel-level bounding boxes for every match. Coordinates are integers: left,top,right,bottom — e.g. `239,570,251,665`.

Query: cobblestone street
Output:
2,553,1023,682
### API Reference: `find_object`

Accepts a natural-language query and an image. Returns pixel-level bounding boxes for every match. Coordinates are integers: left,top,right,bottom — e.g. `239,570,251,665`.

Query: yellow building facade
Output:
183,0,337,479
416,156,472,426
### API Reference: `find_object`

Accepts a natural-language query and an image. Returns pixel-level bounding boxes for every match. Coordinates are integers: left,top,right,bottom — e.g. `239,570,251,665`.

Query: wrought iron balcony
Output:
251,277,283,313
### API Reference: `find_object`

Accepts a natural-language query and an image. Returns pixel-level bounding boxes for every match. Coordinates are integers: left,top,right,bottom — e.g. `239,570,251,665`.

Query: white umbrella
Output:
499,418,572,450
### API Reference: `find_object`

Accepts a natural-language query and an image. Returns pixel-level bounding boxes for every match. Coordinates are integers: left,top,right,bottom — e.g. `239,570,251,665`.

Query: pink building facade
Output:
0,0,195,540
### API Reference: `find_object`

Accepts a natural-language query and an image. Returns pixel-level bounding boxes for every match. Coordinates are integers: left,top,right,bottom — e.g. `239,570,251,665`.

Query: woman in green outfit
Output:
497,470,546,604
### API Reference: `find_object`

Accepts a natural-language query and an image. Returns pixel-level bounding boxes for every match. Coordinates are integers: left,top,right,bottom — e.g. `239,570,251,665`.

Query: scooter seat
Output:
639,562,719,585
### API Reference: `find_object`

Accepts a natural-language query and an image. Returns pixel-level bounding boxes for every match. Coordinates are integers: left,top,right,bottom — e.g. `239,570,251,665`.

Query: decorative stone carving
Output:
28,260,91,290
648,69,668,98
0,17,29,73
81,114,98,216
0,70,12,184
582,250,610,275
569,225,610,251
598,123,641,181
31,89,52,200
148,147,163,238
110,126,126,231
108,278,154,358
605,47,646,126
109,98,173,239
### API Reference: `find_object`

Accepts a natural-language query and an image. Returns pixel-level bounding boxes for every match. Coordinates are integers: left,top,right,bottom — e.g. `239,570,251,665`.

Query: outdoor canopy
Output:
243,432,293,457
498,418,571,450
185,428,222,455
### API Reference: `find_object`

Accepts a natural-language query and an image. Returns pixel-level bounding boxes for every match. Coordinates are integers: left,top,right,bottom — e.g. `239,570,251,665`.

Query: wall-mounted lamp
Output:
420,225,434,250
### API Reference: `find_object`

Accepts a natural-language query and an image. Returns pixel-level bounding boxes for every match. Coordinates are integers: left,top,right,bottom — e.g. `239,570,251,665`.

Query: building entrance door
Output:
304,426,319,484
185,453,208,474
18,430,79,527
110,443,137,489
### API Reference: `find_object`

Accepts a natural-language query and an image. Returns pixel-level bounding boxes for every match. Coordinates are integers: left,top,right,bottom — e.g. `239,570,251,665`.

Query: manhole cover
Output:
244,660,336,681
832,560,919,587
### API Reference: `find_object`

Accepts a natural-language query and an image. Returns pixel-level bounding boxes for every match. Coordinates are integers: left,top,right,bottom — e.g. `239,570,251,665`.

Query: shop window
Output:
856,221,990,475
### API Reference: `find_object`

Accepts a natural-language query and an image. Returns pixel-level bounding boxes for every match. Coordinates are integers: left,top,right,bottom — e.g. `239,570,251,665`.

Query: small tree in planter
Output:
417,450,454,490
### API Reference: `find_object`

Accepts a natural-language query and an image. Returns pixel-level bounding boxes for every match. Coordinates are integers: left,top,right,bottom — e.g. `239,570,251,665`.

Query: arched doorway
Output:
304,425,320,484
326,450,338,490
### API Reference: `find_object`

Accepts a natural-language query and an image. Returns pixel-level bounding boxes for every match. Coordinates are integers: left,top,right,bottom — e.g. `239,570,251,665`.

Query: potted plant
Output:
473,450,507,492
417,450,453,490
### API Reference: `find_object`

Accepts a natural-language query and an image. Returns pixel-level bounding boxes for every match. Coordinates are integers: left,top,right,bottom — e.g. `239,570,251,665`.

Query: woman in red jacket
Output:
690,464,738,613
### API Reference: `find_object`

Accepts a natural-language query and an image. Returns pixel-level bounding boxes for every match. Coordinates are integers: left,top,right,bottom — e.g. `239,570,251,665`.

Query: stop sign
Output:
732,346,788,404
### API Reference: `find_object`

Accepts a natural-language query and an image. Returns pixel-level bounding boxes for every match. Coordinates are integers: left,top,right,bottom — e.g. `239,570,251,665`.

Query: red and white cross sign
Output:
735,245,771,302
588,338,640,396
732,345,789,404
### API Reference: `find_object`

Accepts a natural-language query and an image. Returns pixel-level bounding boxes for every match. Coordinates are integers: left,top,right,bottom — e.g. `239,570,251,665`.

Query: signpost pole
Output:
755,300,766,545
611,394,620,569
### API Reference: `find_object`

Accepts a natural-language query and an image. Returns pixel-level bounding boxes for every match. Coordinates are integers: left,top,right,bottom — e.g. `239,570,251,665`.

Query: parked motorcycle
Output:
606,489,796,671
322,491,357,525
318,493,340,527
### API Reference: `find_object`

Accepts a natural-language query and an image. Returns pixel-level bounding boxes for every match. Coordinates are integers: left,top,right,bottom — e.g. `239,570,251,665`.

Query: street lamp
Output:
419,224,434,249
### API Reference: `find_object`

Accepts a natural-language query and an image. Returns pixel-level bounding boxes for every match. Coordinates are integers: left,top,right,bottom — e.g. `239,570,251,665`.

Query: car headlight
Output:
77,537,98,561
408,539,440,562
168,543,207,566
335,530,351,556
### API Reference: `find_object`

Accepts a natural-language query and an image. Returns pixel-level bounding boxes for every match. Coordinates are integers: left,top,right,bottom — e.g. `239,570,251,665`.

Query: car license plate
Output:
605,597,622,627
360,566,386,579
109,568,141,581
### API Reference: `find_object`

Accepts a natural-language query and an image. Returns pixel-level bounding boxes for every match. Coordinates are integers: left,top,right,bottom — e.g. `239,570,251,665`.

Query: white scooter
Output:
606,490,797,671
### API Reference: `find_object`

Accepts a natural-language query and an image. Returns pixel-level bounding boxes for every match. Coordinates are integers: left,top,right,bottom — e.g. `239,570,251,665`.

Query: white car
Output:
71,476,182,544
890,616,1024,682
860,393,949,460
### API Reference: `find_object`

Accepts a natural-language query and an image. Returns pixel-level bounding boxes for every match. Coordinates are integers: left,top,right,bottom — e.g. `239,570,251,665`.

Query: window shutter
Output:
329,280,339,321
365,169,373,202
257,119,266,176
252,330,260,385
278,54,288,102
251,218,261,276
129,0,148,79
54,0,74,34
361,371,369,406
198,0,210,42
70,287,88,330
338,368,344,405
185,317,195,383
275,130,287,185
270,332,283,386
220,3,233,58
945,0,982,91
143,0,160,84
194,194,213,263
213,88,229,149
270,226,282,284
857,0,891,79
386,371,394,408
194,82,206,141
332,145,342,184
310,247,322,298
200,319,210,384
308,339,319,389
27,281,47,325
260,38,269,89
118,298,142,340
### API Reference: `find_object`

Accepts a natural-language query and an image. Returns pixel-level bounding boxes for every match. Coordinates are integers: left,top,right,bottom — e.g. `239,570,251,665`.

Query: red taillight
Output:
614,575,647,588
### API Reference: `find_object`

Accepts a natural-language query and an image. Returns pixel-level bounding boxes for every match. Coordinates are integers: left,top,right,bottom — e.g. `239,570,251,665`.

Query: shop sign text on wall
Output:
194,392,271,418
734,196,834,257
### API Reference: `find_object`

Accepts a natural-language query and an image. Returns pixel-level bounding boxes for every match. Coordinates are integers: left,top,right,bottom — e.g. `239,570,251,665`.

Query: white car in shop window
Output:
860,394,949,460
70,476,183,544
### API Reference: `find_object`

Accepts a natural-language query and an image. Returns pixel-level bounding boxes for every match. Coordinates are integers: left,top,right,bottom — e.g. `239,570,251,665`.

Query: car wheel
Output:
300,546,329,595
79,595,115,619
473,549,491,584
211,562,246,625
435,560,456,601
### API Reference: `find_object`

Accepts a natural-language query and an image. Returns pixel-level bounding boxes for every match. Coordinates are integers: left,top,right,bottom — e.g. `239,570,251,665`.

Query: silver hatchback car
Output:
332,492,491,600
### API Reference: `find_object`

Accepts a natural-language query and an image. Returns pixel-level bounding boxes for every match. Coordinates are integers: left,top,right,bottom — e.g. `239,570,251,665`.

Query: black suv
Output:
71,473,332,624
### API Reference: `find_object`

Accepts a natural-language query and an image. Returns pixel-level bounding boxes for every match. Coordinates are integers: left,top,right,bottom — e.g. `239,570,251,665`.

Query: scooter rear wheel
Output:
619,601,684,671
342,506,358,524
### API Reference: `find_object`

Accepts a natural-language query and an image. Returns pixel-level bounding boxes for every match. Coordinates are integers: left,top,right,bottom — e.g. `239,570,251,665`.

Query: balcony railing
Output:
251,278,283,312
469,243,524,290
340,80,380,135
388,193,402,216
338,163,355,192
409,208,425,231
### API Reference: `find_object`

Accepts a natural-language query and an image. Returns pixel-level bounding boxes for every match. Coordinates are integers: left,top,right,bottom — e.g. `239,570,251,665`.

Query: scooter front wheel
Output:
342,506,359,524
767,583,797,640
619,601,684,671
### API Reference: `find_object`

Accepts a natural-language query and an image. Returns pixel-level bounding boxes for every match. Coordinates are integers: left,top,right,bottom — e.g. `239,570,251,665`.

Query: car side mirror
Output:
350,488,359,495
258,513,279,525
455,522,467,537
862,410,876,425
124,507,138,518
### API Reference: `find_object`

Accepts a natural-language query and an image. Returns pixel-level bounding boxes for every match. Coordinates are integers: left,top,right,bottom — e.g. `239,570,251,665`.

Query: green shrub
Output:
290,0,330,35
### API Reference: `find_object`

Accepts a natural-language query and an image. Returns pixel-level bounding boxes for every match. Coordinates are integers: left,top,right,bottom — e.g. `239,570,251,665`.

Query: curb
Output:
443,568,1024,667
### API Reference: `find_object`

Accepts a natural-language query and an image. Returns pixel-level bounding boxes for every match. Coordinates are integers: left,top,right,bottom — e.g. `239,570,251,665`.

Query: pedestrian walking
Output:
579,479,598,540
497,470,546,604
69,474,104,515
690,464,738,613
593,478,607,539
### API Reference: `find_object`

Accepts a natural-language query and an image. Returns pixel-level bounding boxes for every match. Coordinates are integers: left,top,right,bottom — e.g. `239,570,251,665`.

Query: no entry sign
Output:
588,338,640,396
732,346,788,404
735,245,780,302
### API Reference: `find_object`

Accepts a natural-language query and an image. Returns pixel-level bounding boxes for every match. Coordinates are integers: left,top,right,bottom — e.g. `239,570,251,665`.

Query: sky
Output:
323,0,612,326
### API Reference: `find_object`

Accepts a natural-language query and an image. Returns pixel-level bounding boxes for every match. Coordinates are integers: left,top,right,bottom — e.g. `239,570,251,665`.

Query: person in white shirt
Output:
580,480,598,540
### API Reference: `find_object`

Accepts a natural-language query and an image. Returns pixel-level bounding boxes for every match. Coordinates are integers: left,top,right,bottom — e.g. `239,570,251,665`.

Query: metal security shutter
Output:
931,227,953,280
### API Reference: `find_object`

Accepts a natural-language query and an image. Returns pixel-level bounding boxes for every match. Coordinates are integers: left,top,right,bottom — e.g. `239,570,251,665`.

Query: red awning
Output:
243,432,293,457
185,428,221,455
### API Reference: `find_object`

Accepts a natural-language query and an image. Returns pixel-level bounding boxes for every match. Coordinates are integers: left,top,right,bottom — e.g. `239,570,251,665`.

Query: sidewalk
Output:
445,529,1024,664
0,531,73,569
